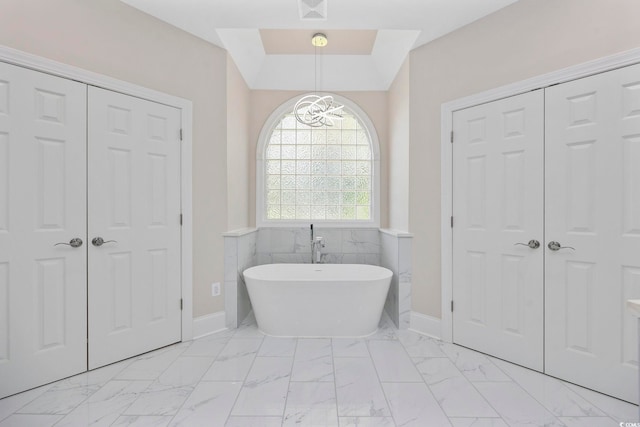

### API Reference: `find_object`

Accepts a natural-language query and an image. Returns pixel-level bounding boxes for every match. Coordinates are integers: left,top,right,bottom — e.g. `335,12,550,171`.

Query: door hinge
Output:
180,298,183,310
450,131,454,143
179,129,183,141
180,213,183,226
450,216,453,228
451,300,454,312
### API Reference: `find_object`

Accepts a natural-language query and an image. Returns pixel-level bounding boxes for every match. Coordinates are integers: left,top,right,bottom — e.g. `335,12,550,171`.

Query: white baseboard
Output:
409,312,442,340
192,311,227,339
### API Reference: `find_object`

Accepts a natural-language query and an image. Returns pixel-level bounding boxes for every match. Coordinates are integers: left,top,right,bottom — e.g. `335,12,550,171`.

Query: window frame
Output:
256,93,380,228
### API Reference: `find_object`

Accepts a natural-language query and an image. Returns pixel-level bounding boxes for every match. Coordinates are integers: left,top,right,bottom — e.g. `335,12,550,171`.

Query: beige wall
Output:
5,0,638,323
387,58,410,231
408,0,640,317
226,56,251,230
248,91,389,228
0,0,229,317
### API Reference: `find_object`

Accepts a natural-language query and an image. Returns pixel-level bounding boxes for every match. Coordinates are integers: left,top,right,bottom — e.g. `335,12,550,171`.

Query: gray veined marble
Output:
122,384,192,416
231,357,293,416
368,340,422,382
201,338,263,382
397,330,446,358
169,382,242,426
491,358,605,417
225,416,282,426
258,336,297,357
291,339,334,382
474,382,565,427
382,382,451,427
54,380,152,426
223,229,259,329
334,357,391,417
283,382,339,426
380,229,413,329
449,418,509,427
331,338,369,358
0,314,632,427
440,343,511,382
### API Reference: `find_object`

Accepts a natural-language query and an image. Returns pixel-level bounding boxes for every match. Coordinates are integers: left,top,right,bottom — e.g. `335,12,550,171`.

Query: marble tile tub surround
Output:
0,313,635,427
380,229,413,330
223,228,258,329
224,227,412,329
256,227,381,265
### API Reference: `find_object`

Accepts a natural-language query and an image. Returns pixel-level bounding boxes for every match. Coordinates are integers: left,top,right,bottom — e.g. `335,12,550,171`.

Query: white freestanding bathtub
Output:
243,263,392,337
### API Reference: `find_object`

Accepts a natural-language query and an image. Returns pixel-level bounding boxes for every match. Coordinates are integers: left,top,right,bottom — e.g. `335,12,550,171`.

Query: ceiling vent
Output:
298,0,327,21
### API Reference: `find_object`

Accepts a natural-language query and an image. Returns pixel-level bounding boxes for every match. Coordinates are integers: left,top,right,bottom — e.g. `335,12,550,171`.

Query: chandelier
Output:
293,33,344,127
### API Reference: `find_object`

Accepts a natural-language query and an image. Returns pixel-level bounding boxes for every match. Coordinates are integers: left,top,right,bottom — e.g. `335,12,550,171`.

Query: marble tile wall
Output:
380,229,413,329
224,227,411,330
223,229,258,328
381,232,399,326
256,227,381,265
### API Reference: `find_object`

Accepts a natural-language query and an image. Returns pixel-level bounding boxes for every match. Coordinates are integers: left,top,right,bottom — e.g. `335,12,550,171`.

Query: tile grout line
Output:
3,316,635,426
461,353,565,425
437,342,524,426
163,343,219,425
222,322,266,425
392,334,455,426
499,354,624,420
22,359,146,422
116,343,192,421
365,329,397,425
329,338,340,425
279,336,297,425
0,385,53,422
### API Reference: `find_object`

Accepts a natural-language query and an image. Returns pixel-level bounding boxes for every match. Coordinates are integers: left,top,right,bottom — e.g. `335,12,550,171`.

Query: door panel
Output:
545,62,640,404
452,90,544,371
0,62,87,398
87,87,181,369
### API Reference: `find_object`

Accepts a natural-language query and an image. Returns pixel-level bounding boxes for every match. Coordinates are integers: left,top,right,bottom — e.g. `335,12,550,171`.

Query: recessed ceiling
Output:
120,0,520,91
260,30,377,55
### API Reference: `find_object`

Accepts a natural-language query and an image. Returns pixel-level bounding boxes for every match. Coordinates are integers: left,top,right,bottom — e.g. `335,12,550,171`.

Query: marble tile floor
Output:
0,313,637,427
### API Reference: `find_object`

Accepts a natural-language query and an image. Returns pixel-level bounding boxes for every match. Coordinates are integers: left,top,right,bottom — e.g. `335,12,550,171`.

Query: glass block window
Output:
264,109,373,221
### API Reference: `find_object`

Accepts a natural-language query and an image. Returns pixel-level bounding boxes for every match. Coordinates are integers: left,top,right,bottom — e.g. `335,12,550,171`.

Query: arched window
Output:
257,94,380,226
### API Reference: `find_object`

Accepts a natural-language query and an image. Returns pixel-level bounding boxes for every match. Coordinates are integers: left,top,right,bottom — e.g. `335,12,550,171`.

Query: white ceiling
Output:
120,0,520,91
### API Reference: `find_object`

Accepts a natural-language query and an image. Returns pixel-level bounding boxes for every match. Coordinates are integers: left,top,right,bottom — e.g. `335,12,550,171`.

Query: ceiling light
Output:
293,33,343,127
311,33,328,47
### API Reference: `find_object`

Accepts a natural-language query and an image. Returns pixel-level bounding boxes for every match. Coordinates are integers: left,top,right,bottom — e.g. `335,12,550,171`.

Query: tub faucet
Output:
312,236,325,264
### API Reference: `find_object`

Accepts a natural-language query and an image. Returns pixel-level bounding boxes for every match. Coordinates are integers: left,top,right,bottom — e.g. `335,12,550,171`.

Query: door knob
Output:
514,240,540,249
547,241,575,251
92,237,118,247
54,238,83,248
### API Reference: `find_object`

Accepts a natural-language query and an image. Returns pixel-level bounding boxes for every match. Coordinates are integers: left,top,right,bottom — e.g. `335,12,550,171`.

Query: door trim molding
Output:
0,44,195,341
440,47,640,343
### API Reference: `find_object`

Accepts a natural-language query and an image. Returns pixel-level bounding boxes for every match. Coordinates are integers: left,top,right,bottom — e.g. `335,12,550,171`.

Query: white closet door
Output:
452,90,544,371
545,62,640,404
87,87,182,369
0,62,87,398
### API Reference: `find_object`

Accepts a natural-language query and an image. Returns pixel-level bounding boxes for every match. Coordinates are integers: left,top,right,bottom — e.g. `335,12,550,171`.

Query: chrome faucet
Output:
312,236,325,264
310,224,325,263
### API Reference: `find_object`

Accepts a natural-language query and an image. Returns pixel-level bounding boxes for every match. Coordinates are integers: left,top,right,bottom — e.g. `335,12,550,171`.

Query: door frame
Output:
440,46,640,343
0,45,195,341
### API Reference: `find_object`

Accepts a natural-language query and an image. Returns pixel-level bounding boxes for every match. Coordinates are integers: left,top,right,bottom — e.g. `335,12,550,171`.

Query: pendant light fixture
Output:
293,33,344,127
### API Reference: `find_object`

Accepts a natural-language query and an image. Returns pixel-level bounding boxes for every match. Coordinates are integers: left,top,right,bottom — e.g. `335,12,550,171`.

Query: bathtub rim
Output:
243,263,393,283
